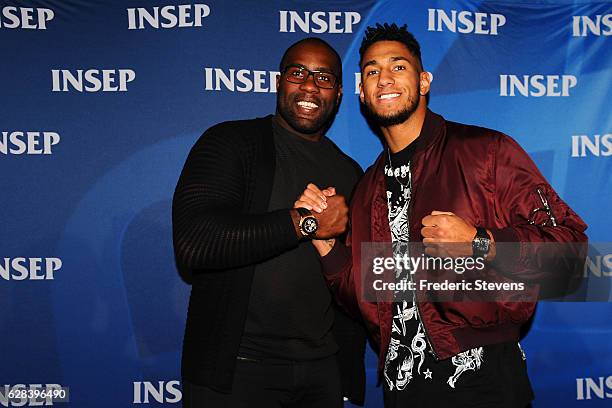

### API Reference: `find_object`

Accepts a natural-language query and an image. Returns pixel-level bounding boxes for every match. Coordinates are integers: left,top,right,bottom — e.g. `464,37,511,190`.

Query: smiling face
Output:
359,40,429,127
276,41,342,138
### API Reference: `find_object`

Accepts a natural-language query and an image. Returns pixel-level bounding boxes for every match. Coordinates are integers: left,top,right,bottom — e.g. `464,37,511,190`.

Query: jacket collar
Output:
372,109,446,181
416,109,445,154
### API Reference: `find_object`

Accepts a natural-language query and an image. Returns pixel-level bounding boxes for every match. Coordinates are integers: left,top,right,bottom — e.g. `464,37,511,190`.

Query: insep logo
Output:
571,134,612,157
133,381,181,404
127,4,211,29
576,376,612,400
427,8,506,35
499,75,577,97
203,68,280,93
0,132,60,155
51,69,136,92
0,258,62,281
279,10,361,33
582,254,612,277
572,14,612,37
0,7,54,29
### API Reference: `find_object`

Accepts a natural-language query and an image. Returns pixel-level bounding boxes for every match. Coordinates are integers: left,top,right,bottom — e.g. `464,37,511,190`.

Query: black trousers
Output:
382,341,534,408
182,355,343,408
383,387,532,408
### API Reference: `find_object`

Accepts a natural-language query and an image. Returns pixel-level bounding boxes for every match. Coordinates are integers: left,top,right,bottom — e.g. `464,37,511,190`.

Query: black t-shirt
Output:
239,117,362,361
383,142,534,407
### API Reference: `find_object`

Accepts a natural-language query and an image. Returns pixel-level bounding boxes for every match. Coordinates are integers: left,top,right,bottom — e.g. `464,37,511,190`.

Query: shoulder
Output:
444,120,506,144
345,152,384,208
443,119,538,177
357,152,384,189
181,116,272,169
196,116,273,146
445,120,529,157
442,119,522,161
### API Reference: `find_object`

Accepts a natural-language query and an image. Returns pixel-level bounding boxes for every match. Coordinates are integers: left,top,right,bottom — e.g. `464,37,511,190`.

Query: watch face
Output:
302,217,318,234
473,237,490,254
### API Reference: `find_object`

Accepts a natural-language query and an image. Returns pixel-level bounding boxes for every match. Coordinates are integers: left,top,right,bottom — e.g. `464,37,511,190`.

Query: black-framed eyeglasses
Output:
281,65,338,89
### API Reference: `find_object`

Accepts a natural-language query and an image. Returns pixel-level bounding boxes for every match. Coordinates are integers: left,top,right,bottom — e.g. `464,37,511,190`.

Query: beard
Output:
364,95,418,127
276,93,336,135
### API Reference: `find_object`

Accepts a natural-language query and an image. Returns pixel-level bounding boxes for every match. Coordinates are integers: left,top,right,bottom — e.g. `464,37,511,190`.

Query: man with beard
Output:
172,38,366,407
296,24,587,407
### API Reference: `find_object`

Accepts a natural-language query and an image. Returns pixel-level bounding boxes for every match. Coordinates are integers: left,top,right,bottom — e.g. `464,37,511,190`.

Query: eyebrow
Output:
362,56,410,69
286,63,336,74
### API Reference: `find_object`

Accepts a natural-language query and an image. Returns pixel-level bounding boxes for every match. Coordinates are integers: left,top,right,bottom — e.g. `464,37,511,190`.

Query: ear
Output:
276,72,280,91
359,82,364,104
336,84,343,105
419,71,432,96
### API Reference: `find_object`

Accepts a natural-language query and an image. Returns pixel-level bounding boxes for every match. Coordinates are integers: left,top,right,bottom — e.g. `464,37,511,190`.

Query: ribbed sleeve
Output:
172,123,299,271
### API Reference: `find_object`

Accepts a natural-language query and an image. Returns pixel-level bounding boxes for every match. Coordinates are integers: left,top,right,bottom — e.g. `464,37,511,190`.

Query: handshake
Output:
293,183,348,241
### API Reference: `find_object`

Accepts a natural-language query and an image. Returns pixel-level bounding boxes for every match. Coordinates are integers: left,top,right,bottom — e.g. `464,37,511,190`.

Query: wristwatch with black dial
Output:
296,207,318,238
472,227,491,259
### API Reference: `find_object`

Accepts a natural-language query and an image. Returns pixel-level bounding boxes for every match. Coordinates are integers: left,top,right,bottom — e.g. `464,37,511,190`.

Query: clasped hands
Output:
295,184,489,259
294,183,348,240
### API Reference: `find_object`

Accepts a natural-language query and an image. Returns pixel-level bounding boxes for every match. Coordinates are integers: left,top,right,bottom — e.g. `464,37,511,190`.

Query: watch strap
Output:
474,227,489,240
296,207,311,217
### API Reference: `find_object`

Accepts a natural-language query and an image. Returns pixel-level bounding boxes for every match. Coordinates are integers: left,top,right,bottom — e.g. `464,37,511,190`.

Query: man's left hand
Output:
421,211,476,257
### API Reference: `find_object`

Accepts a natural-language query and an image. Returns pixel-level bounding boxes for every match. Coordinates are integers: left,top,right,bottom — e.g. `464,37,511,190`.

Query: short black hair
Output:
359,23,423,69
279,37,342,82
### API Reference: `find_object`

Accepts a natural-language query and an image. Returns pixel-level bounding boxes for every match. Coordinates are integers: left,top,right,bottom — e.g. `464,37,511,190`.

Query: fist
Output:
421,211,476,257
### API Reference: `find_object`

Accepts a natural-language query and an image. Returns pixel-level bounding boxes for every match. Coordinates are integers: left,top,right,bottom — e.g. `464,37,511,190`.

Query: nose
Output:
378,68,394,88
299,72,319,93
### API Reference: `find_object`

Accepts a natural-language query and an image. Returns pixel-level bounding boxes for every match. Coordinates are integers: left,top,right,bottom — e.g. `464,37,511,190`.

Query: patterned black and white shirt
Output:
383,144,486,393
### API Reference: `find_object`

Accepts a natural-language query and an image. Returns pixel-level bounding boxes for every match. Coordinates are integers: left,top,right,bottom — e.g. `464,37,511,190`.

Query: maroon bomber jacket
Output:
320,109,588,375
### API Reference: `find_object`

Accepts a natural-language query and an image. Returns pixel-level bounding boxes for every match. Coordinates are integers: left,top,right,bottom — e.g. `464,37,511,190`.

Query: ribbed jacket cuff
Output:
279,209,300,248
488,226,520,273
489,226,518,243
320,241,351,277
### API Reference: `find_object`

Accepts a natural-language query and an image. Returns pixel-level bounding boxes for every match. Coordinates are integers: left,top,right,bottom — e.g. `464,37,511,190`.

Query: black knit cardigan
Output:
172,115,366,404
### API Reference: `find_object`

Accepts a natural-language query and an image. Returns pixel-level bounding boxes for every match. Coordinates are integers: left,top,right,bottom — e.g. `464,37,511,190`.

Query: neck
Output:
381,103,427,153
274,113,323,142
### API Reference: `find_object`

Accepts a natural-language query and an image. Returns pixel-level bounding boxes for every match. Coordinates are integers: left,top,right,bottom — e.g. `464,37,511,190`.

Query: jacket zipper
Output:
407,160,440,361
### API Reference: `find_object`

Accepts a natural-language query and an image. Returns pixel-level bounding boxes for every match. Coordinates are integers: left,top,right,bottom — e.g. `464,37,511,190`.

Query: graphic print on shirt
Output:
383,159,484,392
447,347,484,388
384,299,435,391
385,163,411,249
384,160,422,391
384,301,415,390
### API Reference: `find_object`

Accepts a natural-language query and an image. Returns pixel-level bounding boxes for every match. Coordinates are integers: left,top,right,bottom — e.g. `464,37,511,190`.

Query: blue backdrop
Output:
1,0,610,406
